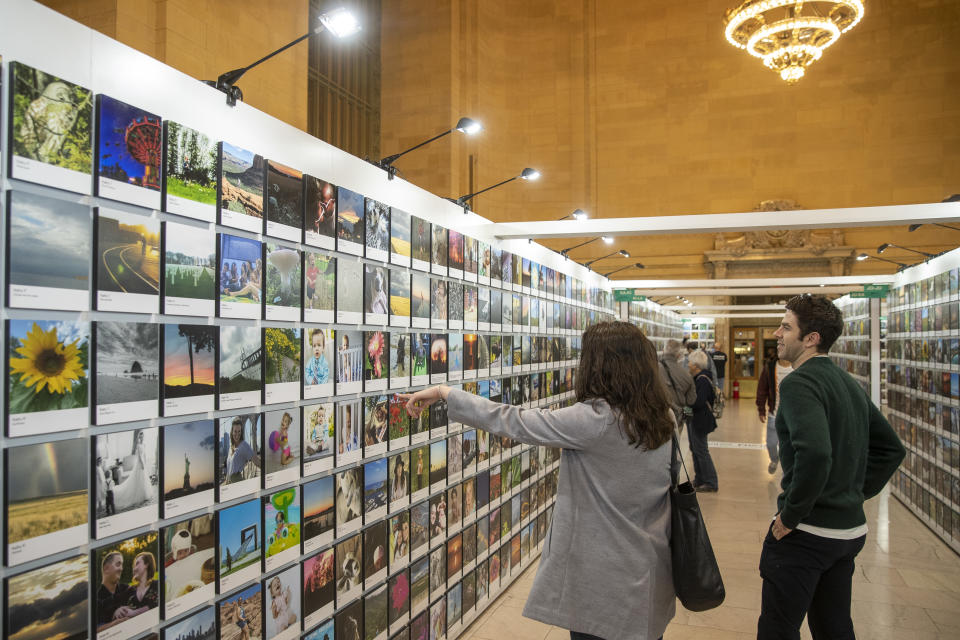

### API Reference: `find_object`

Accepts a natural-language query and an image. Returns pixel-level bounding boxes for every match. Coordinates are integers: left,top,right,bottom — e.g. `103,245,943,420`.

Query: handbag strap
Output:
671,432,693,488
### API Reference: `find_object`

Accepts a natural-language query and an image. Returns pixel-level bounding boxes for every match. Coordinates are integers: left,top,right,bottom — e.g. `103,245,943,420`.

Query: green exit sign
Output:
863,284,890,294
614,289,647,302
850,290,886,299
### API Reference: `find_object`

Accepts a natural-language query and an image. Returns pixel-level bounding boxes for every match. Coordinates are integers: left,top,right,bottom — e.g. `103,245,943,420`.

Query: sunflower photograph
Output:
7,319,89,419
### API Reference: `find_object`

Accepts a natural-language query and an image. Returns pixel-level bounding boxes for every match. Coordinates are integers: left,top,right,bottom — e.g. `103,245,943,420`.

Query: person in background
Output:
400,322,675,640
709,343,728,395
685,341,718,383
757,354,793,474
659,339,696,429
687,350,719,493
758,295,905,639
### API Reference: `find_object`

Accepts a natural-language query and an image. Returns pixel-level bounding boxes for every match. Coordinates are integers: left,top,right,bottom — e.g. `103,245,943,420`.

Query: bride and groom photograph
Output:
95,428,159,535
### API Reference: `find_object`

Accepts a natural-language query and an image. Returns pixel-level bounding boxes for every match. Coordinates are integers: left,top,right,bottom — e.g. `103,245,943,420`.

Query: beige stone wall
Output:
39,0,309,131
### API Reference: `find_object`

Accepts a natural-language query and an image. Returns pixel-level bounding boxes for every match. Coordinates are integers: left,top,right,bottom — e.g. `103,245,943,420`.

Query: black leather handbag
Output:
670,433,725,611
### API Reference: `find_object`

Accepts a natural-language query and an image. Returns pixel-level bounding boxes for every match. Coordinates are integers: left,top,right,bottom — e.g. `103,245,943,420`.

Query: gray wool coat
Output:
446,389,675,640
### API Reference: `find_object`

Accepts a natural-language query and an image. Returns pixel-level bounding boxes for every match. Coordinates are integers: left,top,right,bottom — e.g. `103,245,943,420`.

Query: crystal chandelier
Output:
724,0,865,83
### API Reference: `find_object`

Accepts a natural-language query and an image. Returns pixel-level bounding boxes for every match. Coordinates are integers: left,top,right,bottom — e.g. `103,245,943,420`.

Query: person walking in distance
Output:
659,339,696,430
710,342,728,395
687,350,719,493
758,295,905,640
756,354,793,474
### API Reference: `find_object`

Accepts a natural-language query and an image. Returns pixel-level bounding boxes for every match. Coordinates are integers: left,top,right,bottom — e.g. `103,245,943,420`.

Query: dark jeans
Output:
571,633,661,640
757,526,867,640
687,426,718,489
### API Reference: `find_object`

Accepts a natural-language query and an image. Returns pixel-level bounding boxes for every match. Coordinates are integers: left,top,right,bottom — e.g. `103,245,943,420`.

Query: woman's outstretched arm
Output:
400,386,606,450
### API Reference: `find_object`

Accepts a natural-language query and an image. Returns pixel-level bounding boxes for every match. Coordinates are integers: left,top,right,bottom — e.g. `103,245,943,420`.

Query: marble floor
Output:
458,399,960,640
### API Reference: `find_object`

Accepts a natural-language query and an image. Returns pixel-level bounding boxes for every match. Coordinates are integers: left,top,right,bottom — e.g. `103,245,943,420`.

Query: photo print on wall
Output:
447,230,464,279
302,474,335,553
217,233,263,320
336,329,364,395
336,186,365,256
263,327,301,404
160,513,215,619
8,61,93,192
364,580,389,640
217,578,261,640
365,197,390,262
161,605,215,640
303,327,334,399
93,427,159,539
162,324,217,417
263,407,300,488
363,393,389,457
411,272,431,329
335,592,364,640
411,333,431,387
365,331,388,392
4,554,89,640
303,251,335,323
162,220,216,317
218,141,265,233
391,207,411,266
5,190,90,311
265,160,302,242
335,466,363,538
431,224,447,275
364,457,389,525
216,413,262,502
264,563,300,640
335,532,363,603
365,264,390,325
218,325,262,410
93,321,159,425
336,258,363,324
390,332,411,389
5,317,90,437
216,498,261,593
303,174,336,249
4,438,88,566
92,529,160,640
161,420,216,518
94,207,161,313
336,399,362,467
303,401,335,476
163,120,217,221
264,243,302,321
411,216,431,272
95,94,161,209
389,396,410,450
390,269,411,328
302,547,335,628
363,516,388,587
263,486,300,572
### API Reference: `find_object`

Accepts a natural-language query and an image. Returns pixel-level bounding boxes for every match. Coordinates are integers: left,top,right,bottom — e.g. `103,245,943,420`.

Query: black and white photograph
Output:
94,321,159,424
162,221,216,316
94,427,159,538
5,190,90,310
447,281,463,330
335,533,363,604
161,514,215,619
217,413,262,502
94,207,160,313
161,420,215,518
218,325,262,410
365,197,390,262
335,467,363,538
4,438,88,566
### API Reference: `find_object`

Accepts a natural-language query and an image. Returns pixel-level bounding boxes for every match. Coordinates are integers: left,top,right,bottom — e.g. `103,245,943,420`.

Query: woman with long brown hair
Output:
401,321,676,640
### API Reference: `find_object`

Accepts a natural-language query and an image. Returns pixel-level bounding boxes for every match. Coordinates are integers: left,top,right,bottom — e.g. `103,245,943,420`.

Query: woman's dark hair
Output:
784,294,844,353
575,321,674,449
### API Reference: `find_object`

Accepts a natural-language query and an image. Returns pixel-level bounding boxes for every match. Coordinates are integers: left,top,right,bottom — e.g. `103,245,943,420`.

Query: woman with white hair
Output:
659,339,695,427
688,349,719,492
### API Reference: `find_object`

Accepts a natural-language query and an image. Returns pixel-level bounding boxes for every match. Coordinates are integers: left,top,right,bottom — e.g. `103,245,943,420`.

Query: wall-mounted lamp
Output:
451,168,540,213
908,223,960,232
559,236,612,259
204,7,360,106
558,209,588,221
377,117,482,180
857,253,908,269
877,243,936,258
603,262,645,277
584,249,630,268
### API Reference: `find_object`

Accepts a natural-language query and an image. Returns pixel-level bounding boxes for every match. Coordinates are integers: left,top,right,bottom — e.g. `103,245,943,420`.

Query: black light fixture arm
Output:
380,129,453,168
584,251,619,268
603,262,645,277
559,237,600,257
206,29,314,105
457,175,519,206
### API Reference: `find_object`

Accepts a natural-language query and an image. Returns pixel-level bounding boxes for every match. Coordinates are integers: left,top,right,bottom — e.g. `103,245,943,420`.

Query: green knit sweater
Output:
775,357,905,530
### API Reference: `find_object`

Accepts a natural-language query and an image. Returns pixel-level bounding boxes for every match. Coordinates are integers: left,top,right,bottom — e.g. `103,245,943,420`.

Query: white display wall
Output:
0,2,616,640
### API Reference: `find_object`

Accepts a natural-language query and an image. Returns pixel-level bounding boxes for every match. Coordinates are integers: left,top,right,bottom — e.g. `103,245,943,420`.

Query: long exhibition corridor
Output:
457,400,960,640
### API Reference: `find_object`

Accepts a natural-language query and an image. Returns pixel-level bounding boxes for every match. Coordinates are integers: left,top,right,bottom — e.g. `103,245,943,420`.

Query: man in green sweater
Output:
758,294,905,640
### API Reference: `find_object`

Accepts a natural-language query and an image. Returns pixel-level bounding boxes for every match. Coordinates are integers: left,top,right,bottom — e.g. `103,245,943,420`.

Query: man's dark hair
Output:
686,341,700,352
784,294,844,353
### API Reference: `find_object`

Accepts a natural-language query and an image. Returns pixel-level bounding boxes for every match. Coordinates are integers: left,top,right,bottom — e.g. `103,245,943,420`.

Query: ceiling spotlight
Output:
617,250,630,258
378,116,483,179
520,168,540,180
558,208,588,221
856,253,869,261
602,236,613,245
877,242,936,258
455,117,482,135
